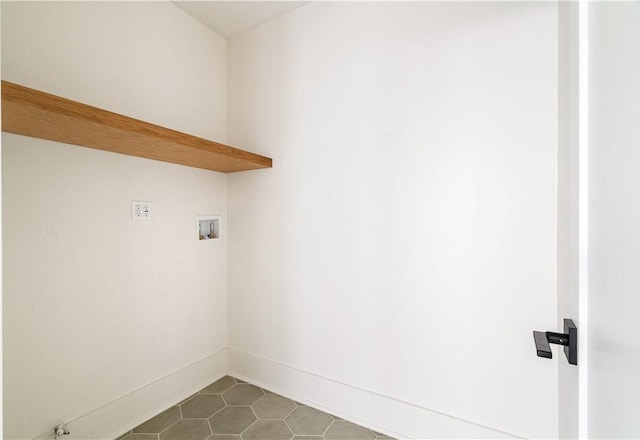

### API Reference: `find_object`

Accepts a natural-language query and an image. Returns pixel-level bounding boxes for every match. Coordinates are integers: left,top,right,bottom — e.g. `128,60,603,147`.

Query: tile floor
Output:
118,376,393,440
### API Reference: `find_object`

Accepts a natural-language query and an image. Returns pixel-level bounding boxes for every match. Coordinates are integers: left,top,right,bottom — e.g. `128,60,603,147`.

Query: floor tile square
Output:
133,406,181,434
223,384,264,405
201,376,237,394
241,420,293,440
252,395,296,419
324,421,376,440
159,419,211,440
122,434,159,440
181,394,226,418
285,406,333,436
209,406,257,434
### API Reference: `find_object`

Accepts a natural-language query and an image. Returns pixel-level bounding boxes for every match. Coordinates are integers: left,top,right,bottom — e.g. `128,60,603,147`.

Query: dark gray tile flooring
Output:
118,376,393,440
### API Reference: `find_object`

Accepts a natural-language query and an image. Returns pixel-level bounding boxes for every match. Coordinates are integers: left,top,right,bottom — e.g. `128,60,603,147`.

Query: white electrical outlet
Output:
132,201,151,221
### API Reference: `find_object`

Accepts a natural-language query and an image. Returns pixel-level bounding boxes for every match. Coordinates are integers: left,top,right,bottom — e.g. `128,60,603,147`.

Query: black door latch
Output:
533,318,577,365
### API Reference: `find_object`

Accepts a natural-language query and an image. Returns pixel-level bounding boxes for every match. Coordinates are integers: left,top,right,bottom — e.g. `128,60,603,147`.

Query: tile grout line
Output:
281,418,296,439
321,419,335,437
238,417,259,438
282,404,297,420
206,415,214,440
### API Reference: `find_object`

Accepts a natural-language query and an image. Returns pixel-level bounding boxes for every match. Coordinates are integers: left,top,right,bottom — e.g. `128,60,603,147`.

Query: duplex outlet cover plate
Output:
132,201,151,221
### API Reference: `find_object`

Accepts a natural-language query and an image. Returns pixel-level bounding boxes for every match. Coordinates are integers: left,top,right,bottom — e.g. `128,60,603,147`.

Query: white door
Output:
556,3,580,438
584,2,640,438
557,2,640,438
556,3,640,438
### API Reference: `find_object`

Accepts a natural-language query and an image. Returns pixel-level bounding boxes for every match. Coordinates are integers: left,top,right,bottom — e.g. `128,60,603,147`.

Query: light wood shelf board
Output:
1,80,272,173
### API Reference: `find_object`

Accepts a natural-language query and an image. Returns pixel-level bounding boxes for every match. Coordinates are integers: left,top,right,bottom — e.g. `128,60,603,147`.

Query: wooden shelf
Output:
1,80,272,173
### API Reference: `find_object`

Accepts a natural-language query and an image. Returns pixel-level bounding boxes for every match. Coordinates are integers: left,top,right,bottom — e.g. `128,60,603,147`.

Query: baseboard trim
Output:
35,349,227,440
227,348,520,439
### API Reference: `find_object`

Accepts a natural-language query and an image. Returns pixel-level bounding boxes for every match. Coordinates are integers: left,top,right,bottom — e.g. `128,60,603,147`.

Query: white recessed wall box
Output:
196,216,220,241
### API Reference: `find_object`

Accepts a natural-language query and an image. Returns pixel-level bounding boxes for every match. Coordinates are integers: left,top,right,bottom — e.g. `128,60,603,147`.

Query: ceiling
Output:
173,1,309,38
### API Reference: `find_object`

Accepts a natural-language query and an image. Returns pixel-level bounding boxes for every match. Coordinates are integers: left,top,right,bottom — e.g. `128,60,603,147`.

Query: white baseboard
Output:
227,348,518,439
33,347,519,439
36,349,227,440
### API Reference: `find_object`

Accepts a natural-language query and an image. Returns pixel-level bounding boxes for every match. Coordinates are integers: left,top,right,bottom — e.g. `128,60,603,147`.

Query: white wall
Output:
1,1,226,141
588,3,640,438
2,2,228,438
227,2,559,438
